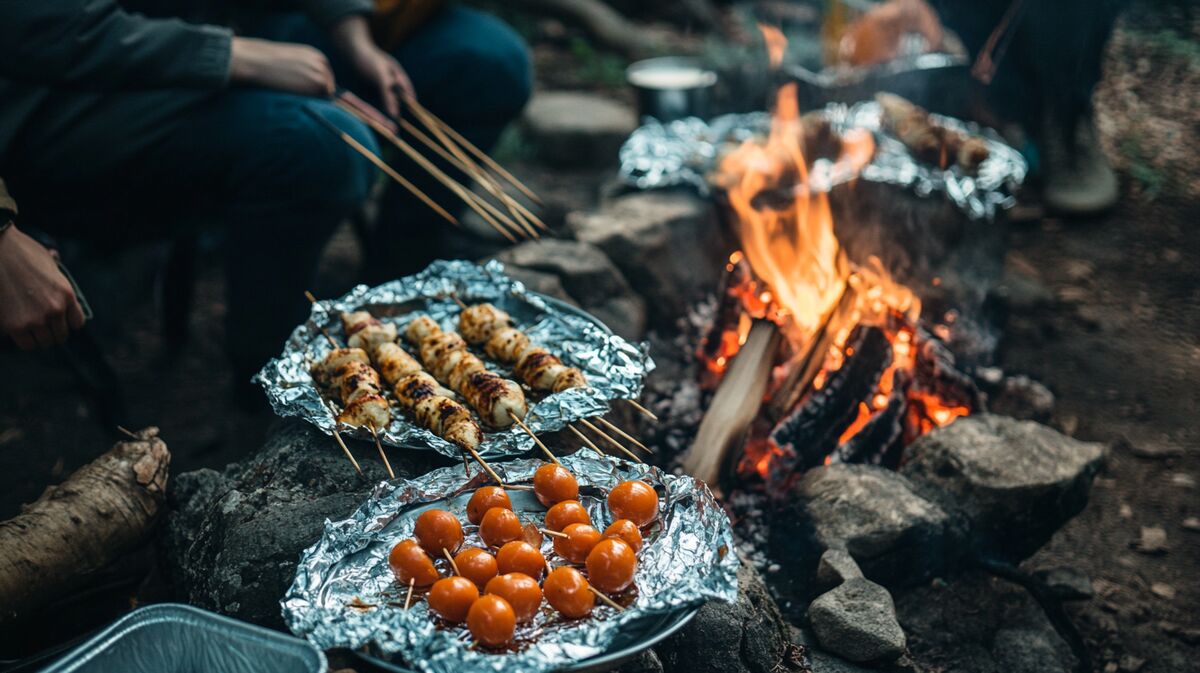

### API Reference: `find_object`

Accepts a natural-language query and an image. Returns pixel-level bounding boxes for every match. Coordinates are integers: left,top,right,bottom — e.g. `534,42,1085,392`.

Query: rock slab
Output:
901,414,1105,562
809,578,907,663
522,91,637,168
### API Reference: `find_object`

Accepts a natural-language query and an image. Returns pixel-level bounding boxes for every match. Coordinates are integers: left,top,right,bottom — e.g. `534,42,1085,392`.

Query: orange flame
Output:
759,23,788,70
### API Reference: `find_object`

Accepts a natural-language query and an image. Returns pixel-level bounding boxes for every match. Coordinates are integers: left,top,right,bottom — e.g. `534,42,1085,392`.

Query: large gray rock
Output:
163,420,443,628
491,239,647,340
809,578,907,663
901,414,1105,562
655,564,791,673
770,464,952,590
567,190,729,326
522,91,637,168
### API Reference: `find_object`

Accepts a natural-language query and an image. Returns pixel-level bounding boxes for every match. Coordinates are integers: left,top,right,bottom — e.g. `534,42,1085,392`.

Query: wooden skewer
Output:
405,96,543,206
579,419,642,463
329,426,364,476
625,399,659,422
302,107,458,227
443,548,461,575
369,425,395,479
595,417,653,454
539,527,569,539
508,411,563,466
404,577,415,609
335,101,525,243
398,118,544,236
464,444,506,486
566,423,607,458
588,586,625,611
450,294,469,310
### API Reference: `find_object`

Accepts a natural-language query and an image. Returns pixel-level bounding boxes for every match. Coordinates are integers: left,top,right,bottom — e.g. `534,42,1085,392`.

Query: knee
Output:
259,100,378,217
438,13,533,123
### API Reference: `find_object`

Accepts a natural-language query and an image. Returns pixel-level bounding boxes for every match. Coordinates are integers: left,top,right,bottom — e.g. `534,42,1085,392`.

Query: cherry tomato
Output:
533,463,579,507
467,486,512,525
485,572,542,623
467,594,516,647
388,539,439,587
479,507,524,548
544,500,591,532
496,540,547,580
602,519,644,552
543,566,595,619
413,509,464,556
607,481,658,527
428,576,479,623
454,547,498,590
553,523,602,564
585,538,637,593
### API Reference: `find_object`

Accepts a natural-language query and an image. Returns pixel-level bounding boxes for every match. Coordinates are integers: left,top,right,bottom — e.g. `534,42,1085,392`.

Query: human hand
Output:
0,226,85,350
332,16,415,117
230,37,335,97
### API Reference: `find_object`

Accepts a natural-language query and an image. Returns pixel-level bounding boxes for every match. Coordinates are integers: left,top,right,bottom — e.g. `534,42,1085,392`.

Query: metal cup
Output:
626,57,718,122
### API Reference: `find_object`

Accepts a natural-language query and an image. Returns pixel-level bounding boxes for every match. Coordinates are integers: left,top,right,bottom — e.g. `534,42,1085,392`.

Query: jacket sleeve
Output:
0,0,232,91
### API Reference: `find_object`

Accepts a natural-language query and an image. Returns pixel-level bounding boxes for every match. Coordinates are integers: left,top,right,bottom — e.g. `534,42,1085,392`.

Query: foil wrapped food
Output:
619,100,1027,220
254,260,654,460
282,452,739,673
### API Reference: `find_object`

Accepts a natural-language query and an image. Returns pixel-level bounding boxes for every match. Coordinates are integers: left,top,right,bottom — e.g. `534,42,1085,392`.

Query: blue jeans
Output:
8,5,531,383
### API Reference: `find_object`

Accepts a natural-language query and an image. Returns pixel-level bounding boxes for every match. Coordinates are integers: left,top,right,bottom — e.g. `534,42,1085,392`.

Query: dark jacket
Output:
0,0,371,202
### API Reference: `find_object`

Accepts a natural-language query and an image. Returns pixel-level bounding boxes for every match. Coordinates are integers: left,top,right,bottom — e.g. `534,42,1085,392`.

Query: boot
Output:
1041,113,1119,217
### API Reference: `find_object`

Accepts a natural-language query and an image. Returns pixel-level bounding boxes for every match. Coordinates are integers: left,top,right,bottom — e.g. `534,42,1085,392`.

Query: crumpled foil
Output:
254,260,654,460
619,100,1027,220
282,452,739,673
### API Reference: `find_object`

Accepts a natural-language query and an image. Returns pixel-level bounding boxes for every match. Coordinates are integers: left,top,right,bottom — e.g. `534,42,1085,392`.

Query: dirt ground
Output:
0,6,1196,672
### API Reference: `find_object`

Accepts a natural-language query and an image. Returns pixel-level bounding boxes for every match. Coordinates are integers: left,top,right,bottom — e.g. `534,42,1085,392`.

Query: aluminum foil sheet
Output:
618,100,1027,220
282,452,739,673
254,260,654,460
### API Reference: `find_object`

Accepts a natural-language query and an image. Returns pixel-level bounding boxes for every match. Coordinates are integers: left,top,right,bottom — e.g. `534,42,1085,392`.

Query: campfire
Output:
683,28,977,490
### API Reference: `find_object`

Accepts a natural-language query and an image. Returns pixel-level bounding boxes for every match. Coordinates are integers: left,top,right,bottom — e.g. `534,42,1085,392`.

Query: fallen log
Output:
0,427,169,623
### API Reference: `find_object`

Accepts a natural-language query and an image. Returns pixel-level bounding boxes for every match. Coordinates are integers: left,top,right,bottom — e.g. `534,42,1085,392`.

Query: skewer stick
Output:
335,101,525,242
508,411,563,466
595,417,653,454
588,586,625,611
399,117,543,237
566,423,607,458
539,527,569,539
579,419,642,463
464,444,506,486
450,294,469,310
405,96,543,206
330,426,364,476
369,425,395,479
404,577,415,609
302,107,458,227
625,399,659,422
443,548,461,576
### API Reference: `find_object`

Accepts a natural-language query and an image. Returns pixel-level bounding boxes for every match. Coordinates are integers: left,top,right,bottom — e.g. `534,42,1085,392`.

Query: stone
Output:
490,239,647,340
1150,582,1176,600
901,414,1105,562
1133,526,1168,555
808,578,906,663
1116,436,1185,459
613,649,664,673
770,464,952,591
988,375,1055,422
655,564,790,673
163,419,442,628
1182,516,1200,532
991,628,1071,673
791,627,891,673
1032,567,1094,601
816,549,864,587
567,190,729,326
522,91,637,168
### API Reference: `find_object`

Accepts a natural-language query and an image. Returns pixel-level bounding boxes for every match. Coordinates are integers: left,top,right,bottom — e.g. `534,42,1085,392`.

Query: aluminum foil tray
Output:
255,260,654,460
618,100,1026,221
40,603,326,673
282,452,739,673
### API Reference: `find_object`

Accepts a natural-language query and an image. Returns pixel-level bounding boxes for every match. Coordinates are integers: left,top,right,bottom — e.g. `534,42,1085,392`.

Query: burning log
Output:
0,428,169,624
681,320,780,489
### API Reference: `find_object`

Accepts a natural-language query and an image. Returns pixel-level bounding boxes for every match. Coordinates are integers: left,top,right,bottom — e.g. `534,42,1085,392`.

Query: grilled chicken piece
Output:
448,355,488,392
394,372,454,408
348,323,398,351
334,360,384,405
341,310,378,336
463,371,527,427
405,316,442,345
420,332,467,376
413,395,481,450
484,326,530,364
459,303,510,344
551,367,588,392
373,342,422,385
336,392,391,429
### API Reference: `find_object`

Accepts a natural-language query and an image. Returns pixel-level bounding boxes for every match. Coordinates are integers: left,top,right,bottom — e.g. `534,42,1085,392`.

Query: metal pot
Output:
626,57,718,122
